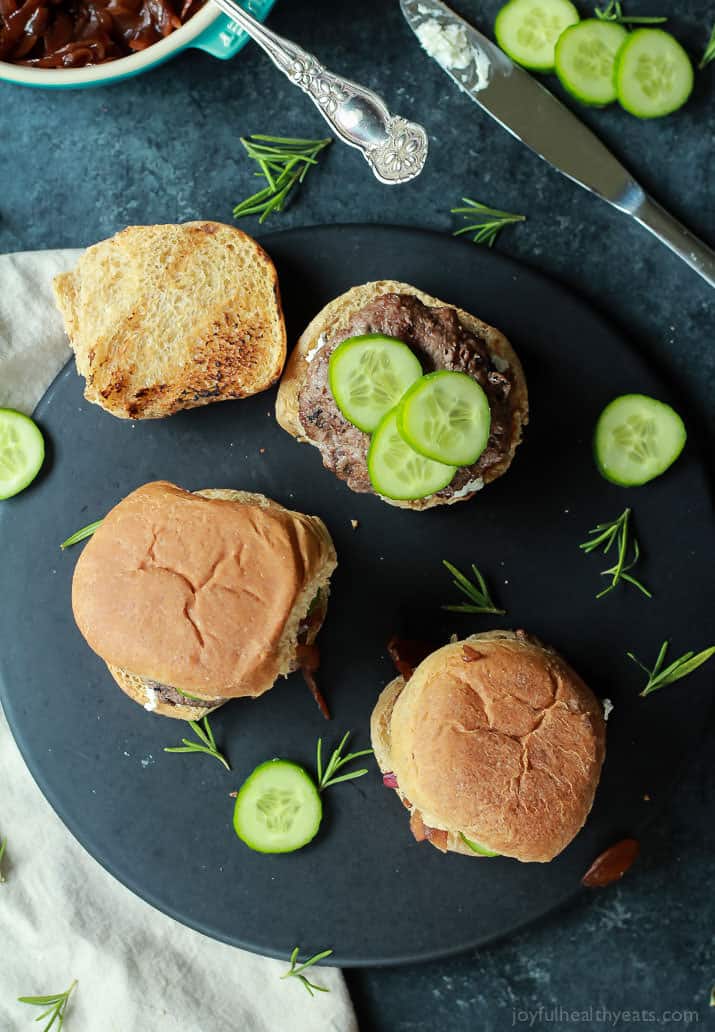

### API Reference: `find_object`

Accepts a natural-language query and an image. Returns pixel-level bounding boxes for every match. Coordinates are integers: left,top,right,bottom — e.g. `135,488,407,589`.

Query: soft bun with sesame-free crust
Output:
371,631,606,863
72,481,336,719
53,222,286,420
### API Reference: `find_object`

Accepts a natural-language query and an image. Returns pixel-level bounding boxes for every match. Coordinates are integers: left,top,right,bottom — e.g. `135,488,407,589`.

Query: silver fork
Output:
211,0,428,185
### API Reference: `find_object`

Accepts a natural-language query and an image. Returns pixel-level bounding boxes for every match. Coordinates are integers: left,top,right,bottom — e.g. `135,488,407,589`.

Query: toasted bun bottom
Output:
74,486,336,720
276,281,529,511
371,631,606,862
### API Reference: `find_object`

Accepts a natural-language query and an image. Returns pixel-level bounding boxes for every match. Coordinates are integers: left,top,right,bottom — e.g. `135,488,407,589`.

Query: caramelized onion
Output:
582,838,640,888
409,810,427,842
0,0,204,67
387,636,434,680
426,827,449,852
296,644,330,721
408,809,448,852
295,643,320,672
462,644,484,662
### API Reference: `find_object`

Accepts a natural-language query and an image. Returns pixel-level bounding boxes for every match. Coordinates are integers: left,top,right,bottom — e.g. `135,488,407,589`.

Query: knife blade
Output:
400,0,714,289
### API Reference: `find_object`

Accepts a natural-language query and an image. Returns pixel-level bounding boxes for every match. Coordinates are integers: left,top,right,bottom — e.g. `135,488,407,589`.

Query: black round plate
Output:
1,226,712,967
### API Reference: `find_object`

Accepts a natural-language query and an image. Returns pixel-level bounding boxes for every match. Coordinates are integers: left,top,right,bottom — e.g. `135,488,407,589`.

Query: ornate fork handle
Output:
211,0,428,184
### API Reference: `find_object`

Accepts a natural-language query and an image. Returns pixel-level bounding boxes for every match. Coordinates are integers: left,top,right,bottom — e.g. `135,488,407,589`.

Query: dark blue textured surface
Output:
1,0,713,1027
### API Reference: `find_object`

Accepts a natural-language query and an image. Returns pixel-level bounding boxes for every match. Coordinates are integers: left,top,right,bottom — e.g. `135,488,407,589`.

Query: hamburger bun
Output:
53,222,286,420
371,631,606,862
276,281,528,510
72,482,337,719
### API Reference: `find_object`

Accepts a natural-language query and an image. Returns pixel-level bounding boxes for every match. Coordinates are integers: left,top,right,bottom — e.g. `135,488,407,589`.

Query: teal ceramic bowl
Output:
0,0,277,88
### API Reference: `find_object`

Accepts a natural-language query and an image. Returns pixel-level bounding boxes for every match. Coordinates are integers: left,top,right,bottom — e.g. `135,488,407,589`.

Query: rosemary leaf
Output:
318,769,370,787
700,24,715,68
0,836,6,883
281,947,333,996
316,732,372,792
18,979,77,1031
60,519,103,550
164,717,230,771
594,0,666,24
290,949,334,974
442,560,506,615
451,197,526,247
316,737,323,786
234,136,332,223
188,719,212,750
580,509,651,599
628,641,715,696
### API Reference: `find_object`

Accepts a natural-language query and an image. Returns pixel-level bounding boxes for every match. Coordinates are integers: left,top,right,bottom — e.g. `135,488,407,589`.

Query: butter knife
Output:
401,0,715,289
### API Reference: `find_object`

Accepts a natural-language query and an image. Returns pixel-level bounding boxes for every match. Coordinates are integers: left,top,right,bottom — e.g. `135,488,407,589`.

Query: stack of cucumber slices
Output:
495,0,694,117
328,334,492,501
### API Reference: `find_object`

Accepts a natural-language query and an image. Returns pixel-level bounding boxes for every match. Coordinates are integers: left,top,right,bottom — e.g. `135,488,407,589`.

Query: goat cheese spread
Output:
415,18,491,89
450,477,485,500
305,333,328,365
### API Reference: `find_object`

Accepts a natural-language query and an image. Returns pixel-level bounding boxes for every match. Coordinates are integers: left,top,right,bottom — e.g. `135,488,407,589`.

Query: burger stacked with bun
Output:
72,482,337,720
372,631,606,862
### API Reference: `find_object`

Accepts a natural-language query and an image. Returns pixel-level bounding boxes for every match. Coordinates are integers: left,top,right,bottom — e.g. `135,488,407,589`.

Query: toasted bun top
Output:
385,631,606,862
53,221,286,419
72,481,333,698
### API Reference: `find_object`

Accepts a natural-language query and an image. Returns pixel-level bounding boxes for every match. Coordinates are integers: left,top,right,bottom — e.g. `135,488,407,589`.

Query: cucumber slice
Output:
615,29,693,118
460,832,500,857
367,409,456,501
396,371,491,467
233,759,322,854
0,408,45,500
555,20,628,106
495,0,580,72
594,394,686,486
328,334,423,434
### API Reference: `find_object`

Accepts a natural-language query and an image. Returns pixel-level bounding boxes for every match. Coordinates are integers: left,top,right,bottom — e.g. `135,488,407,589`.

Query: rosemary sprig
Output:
628,640,715,697
316,731,372,792
700,24,715,68
164,717,230,771
451,197,526,247
0,836,6,883
442,560,506,615
579,508,651,600
18,979,77,1031
594,1,666,25
281,947,333,996
60,519,103,549
233,135,332,224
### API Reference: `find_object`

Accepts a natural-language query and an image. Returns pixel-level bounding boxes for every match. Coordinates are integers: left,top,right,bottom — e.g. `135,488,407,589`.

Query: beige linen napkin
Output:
0,250,358,1032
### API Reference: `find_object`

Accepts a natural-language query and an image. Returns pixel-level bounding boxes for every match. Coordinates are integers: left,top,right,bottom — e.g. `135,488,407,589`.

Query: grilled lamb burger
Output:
371,631,606,862
276,281,528,510
72,481,337,720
